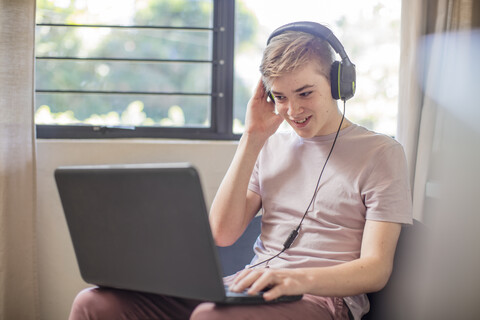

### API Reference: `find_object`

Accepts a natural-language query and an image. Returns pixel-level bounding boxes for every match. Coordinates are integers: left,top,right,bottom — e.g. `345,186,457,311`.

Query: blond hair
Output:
260,31,335,90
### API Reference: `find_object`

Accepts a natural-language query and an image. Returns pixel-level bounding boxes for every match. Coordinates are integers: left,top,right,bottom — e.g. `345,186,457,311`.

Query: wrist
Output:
293,268,318,294
239,132,269,153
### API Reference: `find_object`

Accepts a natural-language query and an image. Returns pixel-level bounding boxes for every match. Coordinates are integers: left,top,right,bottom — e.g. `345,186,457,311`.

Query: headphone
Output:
267,21,356,101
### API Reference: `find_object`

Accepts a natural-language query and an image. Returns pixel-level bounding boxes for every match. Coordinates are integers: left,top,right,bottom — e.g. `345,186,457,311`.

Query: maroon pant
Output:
69,287,351,320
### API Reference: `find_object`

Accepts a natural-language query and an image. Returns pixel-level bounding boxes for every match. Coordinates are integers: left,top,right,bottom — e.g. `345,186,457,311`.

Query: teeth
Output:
294,117,308,124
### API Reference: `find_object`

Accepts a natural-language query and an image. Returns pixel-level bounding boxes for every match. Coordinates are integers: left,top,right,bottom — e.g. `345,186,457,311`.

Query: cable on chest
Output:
248,100,346,269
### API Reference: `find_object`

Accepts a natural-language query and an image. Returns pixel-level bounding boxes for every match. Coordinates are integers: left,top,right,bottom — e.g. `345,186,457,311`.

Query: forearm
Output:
210,78,283,246
299,256,393,297
236,256,394,302
300,222,400,297
233,221,401,300
209,133,265,246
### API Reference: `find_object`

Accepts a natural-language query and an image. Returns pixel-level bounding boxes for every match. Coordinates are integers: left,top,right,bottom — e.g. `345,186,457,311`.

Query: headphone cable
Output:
248,100,346,269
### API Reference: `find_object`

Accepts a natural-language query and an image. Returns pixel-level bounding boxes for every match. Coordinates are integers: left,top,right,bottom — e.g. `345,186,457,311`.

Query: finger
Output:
249,272,289,301
232,269,264,292
262,285,285,301
246,270,275,295
229,269,256,291
253,78,267,99
252,79,274,107
230,268,252,287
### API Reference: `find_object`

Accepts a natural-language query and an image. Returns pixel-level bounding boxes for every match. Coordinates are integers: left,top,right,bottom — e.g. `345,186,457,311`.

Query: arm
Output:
209,79,283,247
230,220,401,300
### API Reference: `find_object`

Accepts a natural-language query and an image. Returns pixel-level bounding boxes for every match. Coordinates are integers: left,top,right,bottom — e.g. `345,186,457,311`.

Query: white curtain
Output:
0,0,39,318
397,0,477,221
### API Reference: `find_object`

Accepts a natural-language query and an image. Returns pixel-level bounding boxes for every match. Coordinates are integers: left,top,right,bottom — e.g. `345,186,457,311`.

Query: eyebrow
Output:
294,84,315,93
272,84,315,95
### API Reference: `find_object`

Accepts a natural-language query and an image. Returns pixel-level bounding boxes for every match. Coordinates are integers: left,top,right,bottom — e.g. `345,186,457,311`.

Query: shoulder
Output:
346,124,405,155
348,124,400,145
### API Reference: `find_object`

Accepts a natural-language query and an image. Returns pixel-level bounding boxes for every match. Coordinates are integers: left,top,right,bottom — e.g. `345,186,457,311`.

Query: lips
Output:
291,115,312,126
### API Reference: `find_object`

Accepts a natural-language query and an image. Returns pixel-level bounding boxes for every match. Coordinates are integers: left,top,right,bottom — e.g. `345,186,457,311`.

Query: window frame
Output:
35,0,239,140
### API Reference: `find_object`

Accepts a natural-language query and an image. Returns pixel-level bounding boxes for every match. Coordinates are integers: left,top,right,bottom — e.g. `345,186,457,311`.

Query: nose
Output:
286,101,304,118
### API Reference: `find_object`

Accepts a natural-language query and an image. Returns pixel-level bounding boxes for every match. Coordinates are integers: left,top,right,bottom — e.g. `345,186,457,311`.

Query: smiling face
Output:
270,60,344,138
260,30,348,138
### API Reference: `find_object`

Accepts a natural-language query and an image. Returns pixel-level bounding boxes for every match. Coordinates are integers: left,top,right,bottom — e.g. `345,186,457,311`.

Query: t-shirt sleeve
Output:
248,157,261,196
363,143,413,224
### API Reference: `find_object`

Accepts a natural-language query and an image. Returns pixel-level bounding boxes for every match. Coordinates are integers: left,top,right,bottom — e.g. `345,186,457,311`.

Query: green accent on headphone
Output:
268,91,275,102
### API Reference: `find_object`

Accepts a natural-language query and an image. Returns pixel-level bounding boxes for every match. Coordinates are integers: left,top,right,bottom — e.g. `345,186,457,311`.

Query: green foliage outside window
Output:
35,0,256,132
36,0,400,138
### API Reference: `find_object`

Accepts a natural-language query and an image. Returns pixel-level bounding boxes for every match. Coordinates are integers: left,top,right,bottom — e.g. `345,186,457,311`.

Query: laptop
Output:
55,162,302,305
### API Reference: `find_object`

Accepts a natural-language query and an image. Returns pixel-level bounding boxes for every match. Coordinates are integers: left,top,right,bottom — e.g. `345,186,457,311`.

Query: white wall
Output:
36,139,237,320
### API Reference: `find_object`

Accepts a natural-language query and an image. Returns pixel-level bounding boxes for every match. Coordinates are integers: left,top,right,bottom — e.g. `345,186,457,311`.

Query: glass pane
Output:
233,0,401,137
36,60,211,93
35,0,214,129
35,93,211,127
35,26,212,60
36,0,213,28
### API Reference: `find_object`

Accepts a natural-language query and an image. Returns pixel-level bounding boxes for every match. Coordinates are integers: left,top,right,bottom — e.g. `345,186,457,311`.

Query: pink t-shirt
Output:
247,124,412,318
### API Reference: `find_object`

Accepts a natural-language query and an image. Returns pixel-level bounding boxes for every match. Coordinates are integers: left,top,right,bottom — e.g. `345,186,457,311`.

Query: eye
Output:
300,91,313,97
274,95,285,101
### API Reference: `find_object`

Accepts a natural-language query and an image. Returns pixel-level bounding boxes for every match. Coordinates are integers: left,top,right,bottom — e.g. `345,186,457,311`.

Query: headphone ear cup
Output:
330,61,341,100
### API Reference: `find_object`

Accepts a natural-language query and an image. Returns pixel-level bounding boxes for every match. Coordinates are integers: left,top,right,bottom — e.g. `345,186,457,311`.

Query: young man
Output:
69,22,412,320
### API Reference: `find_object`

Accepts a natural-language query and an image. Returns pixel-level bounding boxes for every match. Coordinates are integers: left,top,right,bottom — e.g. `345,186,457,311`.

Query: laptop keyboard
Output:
221,285,303,305
224,285,263,297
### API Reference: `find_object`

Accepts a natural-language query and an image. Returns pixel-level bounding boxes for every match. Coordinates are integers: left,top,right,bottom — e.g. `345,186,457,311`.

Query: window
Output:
35,0,237,139
36,0,400,139
233,0,401,137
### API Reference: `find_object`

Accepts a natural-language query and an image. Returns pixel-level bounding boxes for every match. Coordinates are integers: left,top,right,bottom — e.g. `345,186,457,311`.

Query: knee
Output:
69,287,98,320
69,287,122,320
190,302,226,320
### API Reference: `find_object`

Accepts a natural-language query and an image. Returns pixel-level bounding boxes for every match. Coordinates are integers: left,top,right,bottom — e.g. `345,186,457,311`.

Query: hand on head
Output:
243,78,284,141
